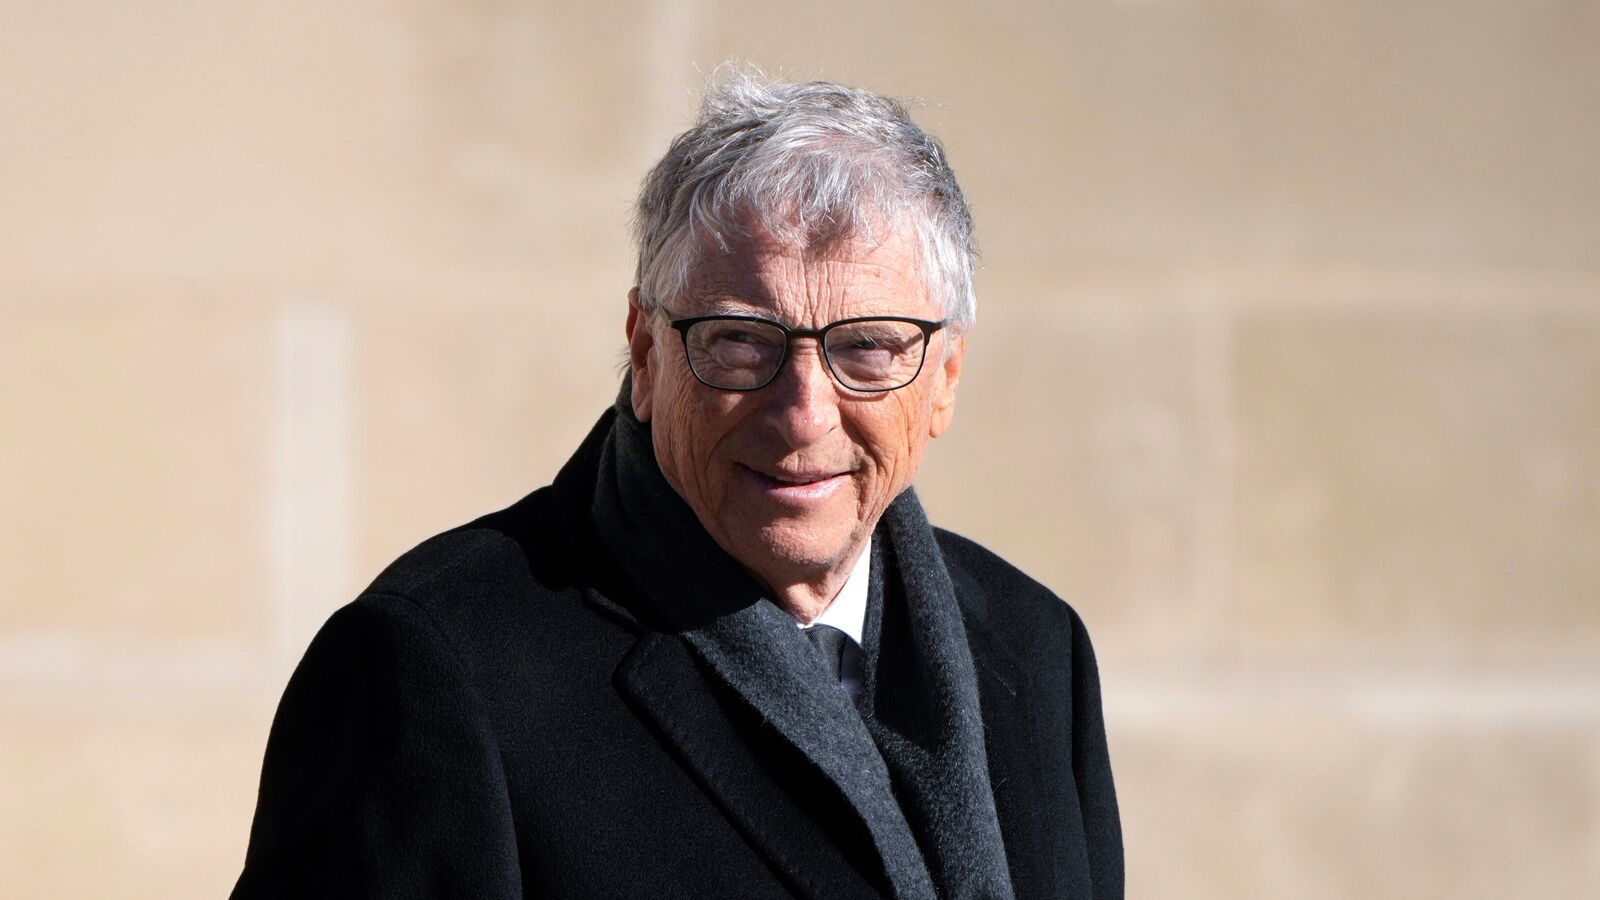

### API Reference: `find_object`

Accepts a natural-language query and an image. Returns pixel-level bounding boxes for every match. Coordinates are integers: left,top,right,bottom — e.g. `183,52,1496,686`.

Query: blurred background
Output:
3,1,1598,897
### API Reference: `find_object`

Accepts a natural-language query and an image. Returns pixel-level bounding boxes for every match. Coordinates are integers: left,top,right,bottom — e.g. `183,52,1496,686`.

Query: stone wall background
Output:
3,1,1597,897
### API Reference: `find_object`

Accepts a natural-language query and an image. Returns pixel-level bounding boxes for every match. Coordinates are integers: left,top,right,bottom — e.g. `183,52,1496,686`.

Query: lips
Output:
737,464,852,504
763,470,842,485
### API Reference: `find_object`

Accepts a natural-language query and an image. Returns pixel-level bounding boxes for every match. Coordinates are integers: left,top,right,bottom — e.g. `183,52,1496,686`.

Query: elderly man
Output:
233,72,1122,900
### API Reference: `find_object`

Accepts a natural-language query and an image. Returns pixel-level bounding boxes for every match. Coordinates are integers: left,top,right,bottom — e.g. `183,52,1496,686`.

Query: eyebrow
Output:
696,296,774,317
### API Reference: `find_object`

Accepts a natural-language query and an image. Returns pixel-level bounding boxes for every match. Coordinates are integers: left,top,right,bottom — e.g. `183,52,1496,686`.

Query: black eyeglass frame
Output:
666,313,949,393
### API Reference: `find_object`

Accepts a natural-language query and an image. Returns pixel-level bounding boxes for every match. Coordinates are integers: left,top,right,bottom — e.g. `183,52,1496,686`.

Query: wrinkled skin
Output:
627,226,963,621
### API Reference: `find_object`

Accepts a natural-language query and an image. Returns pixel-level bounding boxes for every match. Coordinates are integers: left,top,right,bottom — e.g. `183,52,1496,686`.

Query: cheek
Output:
857,396,934,494
656,384,743,496
650,378,700,481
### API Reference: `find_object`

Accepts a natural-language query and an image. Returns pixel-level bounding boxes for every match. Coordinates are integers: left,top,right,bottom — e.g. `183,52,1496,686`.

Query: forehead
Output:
679,227,932,323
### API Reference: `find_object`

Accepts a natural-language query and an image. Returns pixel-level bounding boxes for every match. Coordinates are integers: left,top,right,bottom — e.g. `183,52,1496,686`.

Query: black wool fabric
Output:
857,503,1015,900
590,392,1013,900
231,398,1124,899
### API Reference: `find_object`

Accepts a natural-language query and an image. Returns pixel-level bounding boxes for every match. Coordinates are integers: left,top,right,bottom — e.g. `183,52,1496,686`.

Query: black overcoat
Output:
232,410,1123,899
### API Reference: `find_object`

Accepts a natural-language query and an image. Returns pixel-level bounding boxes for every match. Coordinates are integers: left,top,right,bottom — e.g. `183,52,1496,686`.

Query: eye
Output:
832,327,911,355
721,328,771,345
707,325,783,353
688,319,787,378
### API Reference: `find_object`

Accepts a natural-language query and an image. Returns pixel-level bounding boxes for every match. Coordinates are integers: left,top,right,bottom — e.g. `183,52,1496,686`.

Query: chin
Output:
735,519,858,575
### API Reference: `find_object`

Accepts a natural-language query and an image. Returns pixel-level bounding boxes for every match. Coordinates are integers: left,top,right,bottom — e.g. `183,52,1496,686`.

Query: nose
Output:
762,340,841,449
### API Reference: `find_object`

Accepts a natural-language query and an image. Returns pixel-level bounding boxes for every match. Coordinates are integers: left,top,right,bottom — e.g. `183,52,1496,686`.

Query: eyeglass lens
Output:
684,319,932,391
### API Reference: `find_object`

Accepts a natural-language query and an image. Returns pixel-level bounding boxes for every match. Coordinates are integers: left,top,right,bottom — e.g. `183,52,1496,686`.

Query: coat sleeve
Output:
1066,605,1124,899
231,594,523,899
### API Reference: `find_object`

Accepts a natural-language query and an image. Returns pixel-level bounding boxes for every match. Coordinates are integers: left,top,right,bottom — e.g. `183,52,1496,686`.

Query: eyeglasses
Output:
667,314,948,393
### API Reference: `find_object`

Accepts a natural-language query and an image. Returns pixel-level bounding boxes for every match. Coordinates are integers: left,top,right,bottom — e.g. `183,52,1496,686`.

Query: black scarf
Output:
590,384,1014,900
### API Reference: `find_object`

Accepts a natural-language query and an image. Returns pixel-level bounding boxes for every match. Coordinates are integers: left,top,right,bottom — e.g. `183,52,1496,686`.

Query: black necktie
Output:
803,624,847,680
803,624,862,706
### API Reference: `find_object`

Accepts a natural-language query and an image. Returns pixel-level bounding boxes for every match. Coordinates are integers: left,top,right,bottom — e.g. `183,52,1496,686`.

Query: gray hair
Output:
631,68,977,330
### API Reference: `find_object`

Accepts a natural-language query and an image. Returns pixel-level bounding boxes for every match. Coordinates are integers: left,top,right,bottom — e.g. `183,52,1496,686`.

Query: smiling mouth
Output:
738,464,851,495
761,470,841,485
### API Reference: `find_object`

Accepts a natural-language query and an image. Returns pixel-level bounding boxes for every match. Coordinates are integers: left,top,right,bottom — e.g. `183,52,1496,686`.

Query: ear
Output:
625,287,655,422
927,332,964,439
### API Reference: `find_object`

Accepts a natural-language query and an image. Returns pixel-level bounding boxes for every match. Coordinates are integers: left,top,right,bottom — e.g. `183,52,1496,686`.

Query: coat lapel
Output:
670,601,936,900
605,585,938,900
614,629,891,900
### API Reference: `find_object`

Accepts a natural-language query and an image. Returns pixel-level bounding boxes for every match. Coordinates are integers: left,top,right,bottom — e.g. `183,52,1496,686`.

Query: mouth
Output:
763,469,842,485
738,464,852,504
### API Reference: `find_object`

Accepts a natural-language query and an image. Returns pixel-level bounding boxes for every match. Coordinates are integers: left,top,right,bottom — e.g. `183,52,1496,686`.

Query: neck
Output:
743,535,871,625
759,566,849,625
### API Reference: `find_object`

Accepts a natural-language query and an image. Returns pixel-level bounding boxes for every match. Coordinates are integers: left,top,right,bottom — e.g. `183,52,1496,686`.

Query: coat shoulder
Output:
932,527,1100,676
345,485,629,673
934,528,1083,629
363,487,560,601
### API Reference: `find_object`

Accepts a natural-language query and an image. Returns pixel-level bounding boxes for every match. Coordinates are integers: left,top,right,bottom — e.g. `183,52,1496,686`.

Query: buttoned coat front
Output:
231,410,1123,899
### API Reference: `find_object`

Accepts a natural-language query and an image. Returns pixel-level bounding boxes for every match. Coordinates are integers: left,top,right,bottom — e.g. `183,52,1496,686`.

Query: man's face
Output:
626,226,964,589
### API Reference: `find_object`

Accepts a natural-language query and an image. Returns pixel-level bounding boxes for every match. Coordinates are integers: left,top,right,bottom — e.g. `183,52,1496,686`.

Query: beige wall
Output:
4,1,1598,897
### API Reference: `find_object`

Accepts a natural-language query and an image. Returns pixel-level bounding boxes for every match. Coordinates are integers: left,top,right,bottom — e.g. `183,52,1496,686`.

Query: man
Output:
233,71,1122,900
